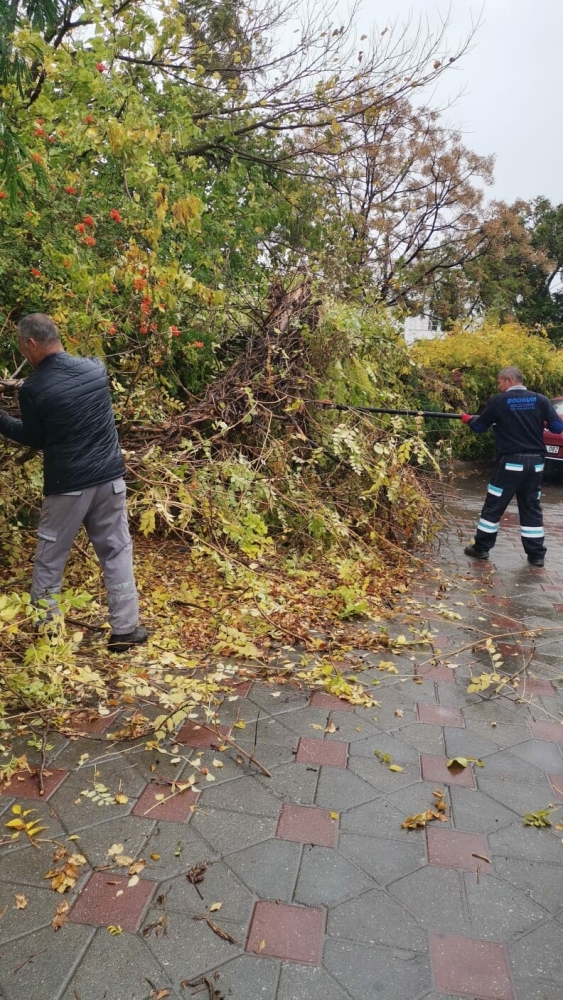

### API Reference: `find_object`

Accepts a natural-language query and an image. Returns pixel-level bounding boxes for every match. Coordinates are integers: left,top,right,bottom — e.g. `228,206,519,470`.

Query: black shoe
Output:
464,545,489,560
527,556,545,568
108,625,148,653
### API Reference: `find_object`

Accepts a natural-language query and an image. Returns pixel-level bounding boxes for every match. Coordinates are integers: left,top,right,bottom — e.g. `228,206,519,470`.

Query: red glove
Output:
460,413,473,424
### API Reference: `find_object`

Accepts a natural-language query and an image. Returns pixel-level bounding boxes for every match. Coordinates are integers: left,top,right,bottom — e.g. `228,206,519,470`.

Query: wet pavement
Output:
2,471,563,1000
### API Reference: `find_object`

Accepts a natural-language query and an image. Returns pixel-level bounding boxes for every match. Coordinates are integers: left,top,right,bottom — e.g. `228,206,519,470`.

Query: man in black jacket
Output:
0,313,147,652
461,366,563,567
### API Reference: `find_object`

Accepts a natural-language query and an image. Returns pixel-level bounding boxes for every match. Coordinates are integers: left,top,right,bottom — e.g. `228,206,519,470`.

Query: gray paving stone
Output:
449,785,517,833
191,807,277,857
315,767,379,812
225,839,301,902
49,763,146,832
211,954,280,999
143,908,245,984
273,707,337,737
327,886,427,950
459,719,531,749
74,815,155,869
434,682,474,709
340,797,410,839
294,845,375,908
509,739,563,773
277,963,349,1000
233,718,299,749
0,883,64,944
232,741,297,769
510,920,563,984
347,757,421,794
489,822,563,864
0,842,90,892
463,872,548,940
389,866,468,934
477,750,550,784
324,939,431,1000
513,980,563,1000
248,684,310,715
395,723,445,755
463,701,522,725
210,695,264,726
477,776,556,816
323,714,380,743
494,857,563,913
0,922,94,1000
338,833,426,885
199,775,283,817
255,762,319,805
61,928,178,1000
163,860,254,921
443,725,501,758
348,733,419,764
135,822,218,878
385,782,452,826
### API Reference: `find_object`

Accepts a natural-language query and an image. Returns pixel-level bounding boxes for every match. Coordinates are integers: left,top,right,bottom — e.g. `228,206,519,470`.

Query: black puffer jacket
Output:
0,352,125,494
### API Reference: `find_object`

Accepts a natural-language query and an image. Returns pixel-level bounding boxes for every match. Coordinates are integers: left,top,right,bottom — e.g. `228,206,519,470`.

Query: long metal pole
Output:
314,402,462,419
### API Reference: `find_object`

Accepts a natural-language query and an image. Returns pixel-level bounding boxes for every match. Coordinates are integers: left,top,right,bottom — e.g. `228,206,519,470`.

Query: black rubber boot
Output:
527,555,545,568
464,544,489,560
108,625,148,653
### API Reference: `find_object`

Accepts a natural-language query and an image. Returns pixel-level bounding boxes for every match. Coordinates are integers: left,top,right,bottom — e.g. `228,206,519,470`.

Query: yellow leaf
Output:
446,757,468,770
107,925,123,935
151,853,160,861
115,793,128,804
209,902,222,912
330,812,339,821
233,720,246,730
128,875,139,887
389,764,404,772
310,724,324,731
14,894,28,909
258,939,266,952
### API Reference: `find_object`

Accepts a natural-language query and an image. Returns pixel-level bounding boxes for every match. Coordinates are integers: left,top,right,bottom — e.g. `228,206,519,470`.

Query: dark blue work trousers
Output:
474,453,546,558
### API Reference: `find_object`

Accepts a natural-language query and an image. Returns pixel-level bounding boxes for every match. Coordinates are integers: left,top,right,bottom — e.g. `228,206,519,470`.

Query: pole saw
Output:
314,401,462,419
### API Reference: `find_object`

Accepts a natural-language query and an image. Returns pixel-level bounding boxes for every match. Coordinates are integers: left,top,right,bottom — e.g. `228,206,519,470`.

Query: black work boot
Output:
527,555,545,568
108,625,148,654
464,544,489,560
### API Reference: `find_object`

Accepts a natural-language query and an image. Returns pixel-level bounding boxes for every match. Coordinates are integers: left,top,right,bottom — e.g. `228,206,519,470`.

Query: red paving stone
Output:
309,691,354,712
497,643,530,659
426,828,492,872
295,737,348,769
246,900,325,963
276,803,338,847
517,677,556,697
548,774,563,801
528,720,563,742
69,872,156,932
68,710,121,734
0,768,69,801
553,604,563,613
415,664,455,683
420,755,476,788
487,596,513,609
132,783,200,822
416,704,464,727
230,680,253,698
176,720,231,748
430,933,513,1000
490,615,519,629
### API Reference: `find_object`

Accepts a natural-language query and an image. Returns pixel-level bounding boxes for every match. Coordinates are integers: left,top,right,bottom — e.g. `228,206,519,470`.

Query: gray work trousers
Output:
31,477,139,634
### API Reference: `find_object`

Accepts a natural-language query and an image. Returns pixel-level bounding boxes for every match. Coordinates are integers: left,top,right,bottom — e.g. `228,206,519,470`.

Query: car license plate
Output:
546,445,560,454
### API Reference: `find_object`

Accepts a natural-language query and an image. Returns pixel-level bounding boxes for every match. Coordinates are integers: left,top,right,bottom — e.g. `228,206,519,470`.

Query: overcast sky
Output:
342,0,563,206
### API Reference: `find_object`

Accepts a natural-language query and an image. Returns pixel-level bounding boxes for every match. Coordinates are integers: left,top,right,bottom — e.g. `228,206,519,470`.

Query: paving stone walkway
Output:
2,471,563,1000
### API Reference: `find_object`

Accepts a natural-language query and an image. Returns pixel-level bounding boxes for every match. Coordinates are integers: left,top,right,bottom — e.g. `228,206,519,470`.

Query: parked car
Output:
544,396,563,473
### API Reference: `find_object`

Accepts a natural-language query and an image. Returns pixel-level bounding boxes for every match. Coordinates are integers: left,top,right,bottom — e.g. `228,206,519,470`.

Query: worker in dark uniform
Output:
461,366,563,567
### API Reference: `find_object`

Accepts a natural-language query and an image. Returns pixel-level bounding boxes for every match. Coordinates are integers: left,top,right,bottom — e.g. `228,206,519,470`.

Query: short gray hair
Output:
18,313,61,346
498,366,523,383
